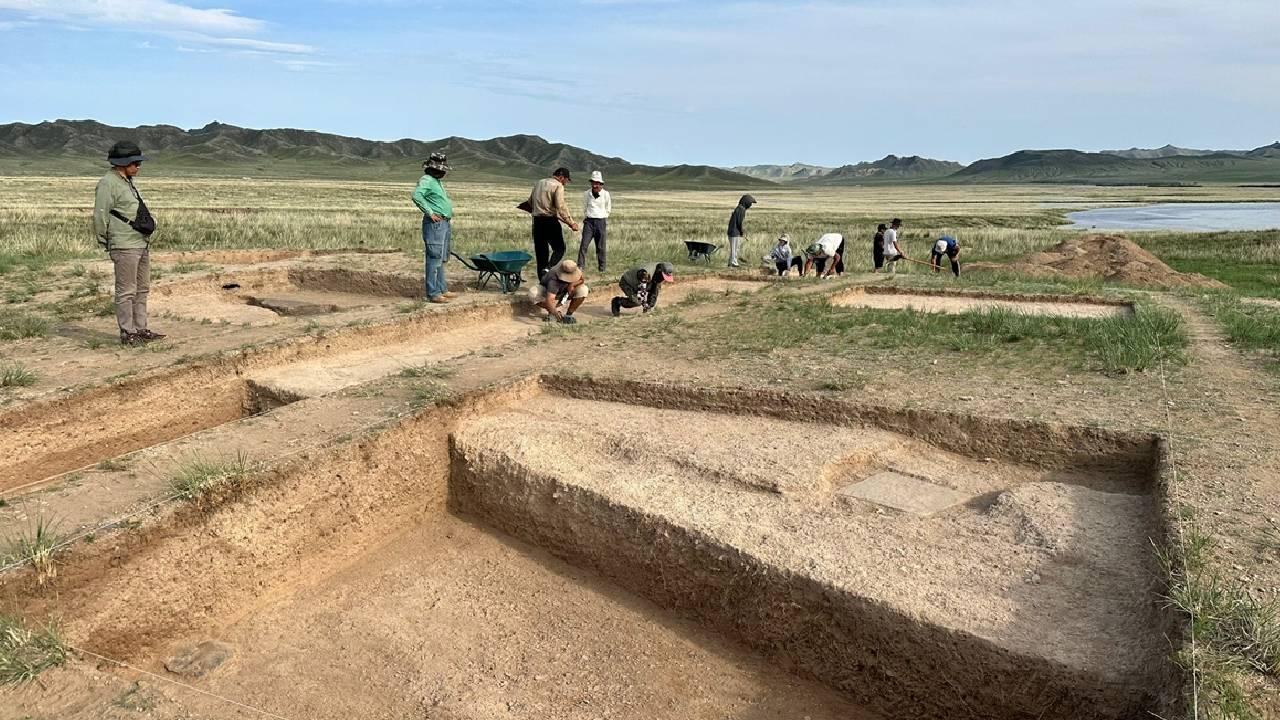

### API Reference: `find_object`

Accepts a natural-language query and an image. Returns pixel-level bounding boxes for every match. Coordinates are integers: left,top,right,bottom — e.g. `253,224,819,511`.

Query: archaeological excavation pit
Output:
1,375,1180,720
831,286,1135,318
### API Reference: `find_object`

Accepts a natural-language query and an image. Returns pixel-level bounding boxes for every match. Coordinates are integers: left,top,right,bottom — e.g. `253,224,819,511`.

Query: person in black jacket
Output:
725,194,756,267
611,262,675,316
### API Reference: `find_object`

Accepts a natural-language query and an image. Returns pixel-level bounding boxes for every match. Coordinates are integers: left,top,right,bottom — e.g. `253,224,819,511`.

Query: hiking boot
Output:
559,314,578,325
136,329,166,341
119,332,144,347
429,296,450,304
610,298,622,317
442,291,458,299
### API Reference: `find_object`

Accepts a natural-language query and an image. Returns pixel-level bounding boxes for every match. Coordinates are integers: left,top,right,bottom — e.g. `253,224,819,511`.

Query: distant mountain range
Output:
0,119,768,188
950,144,1280,184
732,155,963,184
1,120,1277,186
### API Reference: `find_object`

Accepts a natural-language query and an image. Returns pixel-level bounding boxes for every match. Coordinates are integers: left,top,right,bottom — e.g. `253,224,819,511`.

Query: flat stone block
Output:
838,471,969,516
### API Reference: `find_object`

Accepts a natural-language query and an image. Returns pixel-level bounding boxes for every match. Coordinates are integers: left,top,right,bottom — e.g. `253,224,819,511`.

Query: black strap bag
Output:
110,179,157,237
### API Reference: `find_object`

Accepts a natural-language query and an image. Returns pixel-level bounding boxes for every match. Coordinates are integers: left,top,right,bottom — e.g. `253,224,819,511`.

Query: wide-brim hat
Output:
107,140,147,166
423,151,451,172
590,170,604,183
555,260,583,283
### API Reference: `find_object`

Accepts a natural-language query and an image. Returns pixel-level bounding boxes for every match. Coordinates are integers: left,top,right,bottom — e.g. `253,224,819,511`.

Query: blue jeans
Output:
423,216,451,298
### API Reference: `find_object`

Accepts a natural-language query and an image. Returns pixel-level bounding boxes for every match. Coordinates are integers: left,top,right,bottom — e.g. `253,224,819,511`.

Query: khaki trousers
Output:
110,248,150,335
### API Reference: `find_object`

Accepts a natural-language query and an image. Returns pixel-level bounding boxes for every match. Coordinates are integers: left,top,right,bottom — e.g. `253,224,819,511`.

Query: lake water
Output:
1068,202,1280,231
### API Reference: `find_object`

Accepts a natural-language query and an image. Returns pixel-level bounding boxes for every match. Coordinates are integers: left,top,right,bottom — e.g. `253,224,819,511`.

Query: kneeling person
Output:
535,260,588,324
612,262,674,316
931,235,961,277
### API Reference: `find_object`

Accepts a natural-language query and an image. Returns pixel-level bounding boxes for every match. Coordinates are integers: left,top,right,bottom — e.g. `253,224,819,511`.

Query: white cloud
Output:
0,0,316,56
0,0,262,34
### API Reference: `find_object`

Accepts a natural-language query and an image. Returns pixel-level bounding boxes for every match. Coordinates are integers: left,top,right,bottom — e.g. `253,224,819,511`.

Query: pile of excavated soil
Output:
986,234,1226,288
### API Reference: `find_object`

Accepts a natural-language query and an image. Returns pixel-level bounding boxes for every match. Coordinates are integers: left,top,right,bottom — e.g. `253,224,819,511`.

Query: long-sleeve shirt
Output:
411,174,453,220
529,177,574,225
769,243,792,263
583,189,612,219
93,171,149,250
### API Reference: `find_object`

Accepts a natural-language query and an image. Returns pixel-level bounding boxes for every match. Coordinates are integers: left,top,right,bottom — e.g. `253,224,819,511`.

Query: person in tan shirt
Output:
527,167,579,279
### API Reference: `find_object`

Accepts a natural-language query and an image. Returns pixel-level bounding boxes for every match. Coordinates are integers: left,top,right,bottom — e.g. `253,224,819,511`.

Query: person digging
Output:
611,262,675,316
534,259,589,324
931,234,961,277
803,233,845,280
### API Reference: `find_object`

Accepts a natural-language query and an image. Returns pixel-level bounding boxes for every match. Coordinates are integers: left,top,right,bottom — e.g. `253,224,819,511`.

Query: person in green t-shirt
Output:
412,152,455,303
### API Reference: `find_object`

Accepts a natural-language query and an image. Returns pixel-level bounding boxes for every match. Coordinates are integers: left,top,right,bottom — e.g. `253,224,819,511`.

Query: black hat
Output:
107,141,147,166
891,218,902,225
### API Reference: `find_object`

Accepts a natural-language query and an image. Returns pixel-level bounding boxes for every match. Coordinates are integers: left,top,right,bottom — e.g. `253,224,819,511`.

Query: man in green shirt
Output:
412,152,455,303
94,141,164,345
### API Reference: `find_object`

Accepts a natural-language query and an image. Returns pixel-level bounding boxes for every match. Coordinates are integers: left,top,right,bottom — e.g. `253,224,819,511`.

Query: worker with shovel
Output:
931,234,961,277
882,218,907,273
611,262,675,316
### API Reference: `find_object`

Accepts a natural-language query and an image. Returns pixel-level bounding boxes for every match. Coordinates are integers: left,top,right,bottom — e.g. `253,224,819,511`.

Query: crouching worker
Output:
612,262,674,316
768,234,804,276
931,234,961,277
804,233,845,279
534,260,588,324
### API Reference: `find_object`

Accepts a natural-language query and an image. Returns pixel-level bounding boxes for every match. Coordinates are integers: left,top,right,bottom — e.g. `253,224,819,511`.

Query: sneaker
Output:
560,314,578,325
610,298,622,317
442,291,458,299
136,329,166,341
429,296,450,304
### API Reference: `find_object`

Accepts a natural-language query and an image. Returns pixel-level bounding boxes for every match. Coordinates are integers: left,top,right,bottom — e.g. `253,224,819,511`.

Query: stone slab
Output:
249,295,340,316
838,471,969,516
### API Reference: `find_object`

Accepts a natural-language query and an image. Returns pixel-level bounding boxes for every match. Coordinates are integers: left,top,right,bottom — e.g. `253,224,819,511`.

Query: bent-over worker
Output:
612,262,674,316
534,260,588,324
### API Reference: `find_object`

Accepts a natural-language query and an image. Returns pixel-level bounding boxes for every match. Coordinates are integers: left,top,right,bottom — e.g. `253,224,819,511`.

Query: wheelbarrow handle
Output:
450,251,479,271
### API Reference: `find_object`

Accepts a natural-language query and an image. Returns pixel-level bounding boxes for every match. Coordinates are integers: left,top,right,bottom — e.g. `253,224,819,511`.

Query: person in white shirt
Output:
577,170,612,272
803,233,846,279
882,218,906,274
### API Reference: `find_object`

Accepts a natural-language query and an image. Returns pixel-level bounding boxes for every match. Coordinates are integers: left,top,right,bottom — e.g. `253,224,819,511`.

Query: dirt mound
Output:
996,235,1226,288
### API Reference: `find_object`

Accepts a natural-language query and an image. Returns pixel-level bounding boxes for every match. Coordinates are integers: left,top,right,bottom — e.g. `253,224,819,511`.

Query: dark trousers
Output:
532,216,565,279
931,250,961,277
873,244,884,269
775,257,804,276
577,217,608,271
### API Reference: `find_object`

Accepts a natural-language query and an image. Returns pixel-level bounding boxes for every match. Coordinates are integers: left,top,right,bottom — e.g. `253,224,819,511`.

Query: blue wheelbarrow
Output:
450,250,534,293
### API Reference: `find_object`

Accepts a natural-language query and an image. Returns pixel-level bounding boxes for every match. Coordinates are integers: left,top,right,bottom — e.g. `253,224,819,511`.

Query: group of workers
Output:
91,140,967,345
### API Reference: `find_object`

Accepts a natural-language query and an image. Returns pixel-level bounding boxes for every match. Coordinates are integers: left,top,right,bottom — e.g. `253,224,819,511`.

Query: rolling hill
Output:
729,163,833,182
949,147,1280,184
808,155,964,184
0,119,770,188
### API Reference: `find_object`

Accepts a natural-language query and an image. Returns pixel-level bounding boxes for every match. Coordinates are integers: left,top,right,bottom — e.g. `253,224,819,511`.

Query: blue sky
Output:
1,0,1278,166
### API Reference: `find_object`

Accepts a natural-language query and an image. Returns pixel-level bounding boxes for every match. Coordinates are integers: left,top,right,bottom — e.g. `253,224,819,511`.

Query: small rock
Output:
959,395,974,401
165,641,233,678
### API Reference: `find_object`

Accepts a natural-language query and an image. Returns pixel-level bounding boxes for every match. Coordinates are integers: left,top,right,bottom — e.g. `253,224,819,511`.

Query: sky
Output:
1,0,1278,167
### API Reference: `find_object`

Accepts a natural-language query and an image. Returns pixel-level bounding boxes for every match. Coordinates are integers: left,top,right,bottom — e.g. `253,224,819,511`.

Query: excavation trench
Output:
1,376,1180,720
831,286,1135,318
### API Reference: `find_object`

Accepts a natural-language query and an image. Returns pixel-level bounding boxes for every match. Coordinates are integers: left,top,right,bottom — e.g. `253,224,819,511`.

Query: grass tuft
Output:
3,516,64,586
0,308,51,341
0,363,37,388
0,614,67,686
170,451,254,502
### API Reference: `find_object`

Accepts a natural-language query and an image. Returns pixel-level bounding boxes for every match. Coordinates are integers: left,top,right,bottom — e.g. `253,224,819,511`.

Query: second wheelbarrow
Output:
450,250,534,293
684,240,720,263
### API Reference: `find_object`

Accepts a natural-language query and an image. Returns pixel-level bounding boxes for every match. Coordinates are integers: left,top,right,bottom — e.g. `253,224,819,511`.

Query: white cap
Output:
590,170,604,183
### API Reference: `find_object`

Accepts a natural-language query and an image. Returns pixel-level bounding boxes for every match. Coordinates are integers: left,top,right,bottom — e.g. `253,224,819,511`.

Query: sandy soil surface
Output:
452,397,1166,717
832,288,1133,318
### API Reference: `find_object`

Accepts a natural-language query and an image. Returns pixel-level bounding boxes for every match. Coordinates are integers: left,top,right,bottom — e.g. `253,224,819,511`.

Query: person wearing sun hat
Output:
577,170,612,272
94,140,164,346
533,259,589,324
412,152,455,303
